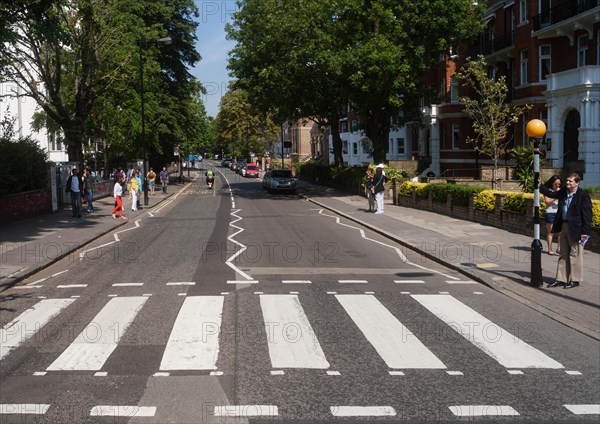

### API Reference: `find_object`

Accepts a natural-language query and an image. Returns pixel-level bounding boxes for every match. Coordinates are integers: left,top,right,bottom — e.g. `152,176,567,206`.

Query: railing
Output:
532,0,600,31
466,31,515,58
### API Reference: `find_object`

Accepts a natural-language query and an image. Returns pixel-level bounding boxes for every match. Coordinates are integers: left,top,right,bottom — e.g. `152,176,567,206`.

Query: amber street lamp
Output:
525,119,547,287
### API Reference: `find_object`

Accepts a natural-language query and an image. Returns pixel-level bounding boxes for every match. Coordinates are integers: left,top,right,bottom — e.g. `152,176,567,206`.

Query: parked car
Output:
235,161,247,174
221,158,232,167
262,171,271,189
265,169,296,194
242,164,259,178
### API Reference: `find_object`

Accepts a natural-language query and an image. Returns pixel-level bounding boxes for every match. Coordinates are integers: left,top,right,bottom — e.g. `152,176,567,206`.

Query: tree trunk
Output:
330,117,344,166
365,111,390,164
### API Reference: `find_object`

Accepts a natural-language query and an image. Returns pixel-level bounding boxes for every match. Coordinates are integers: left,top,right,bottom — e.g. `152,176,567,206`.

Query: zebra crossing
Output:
2,292,567,374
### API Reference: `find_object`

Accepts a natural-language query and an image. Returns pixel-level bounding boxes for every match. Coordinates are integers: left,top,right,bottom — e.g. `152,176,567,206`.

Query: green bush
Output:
399,181,427,196
584,186,600,200
503,193,529,214
473,190,496,211
450,184,486,206
592,200,600,227
0,136,48,196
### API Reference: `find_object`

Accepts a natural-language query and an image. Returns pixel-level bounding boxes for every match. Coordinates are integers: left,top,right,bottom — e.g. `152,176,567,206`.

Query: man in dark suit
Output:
540,173,592,289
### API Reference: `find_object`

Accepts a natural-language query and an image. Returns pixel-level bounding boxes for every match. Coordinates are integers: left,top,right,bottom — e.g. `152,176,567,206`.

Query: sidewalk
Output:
0,173,196,291
1,175,598,340
298,180,600,341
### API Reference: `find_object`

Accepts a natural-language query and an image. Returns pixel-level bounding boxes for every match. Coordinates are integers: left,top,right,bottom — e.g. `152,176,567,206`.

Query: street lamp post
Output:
139,36,172,206
525,119,547,287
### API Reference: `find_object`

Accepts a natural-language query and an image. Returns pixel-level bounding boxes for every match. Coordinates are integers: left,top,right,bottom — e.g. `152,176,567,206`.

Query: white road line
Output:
57,284,88,288
0,404,50,415
564,405,600,415
26,277,47,286
394,280,425,284
412,294,564,369
166,282,195,286
214,405,278,417
51,270,69,277
112,283,144,287
330,406,396,417
227,280,258,284
445,280,477,284
14,285,43,289
79,241,116,260
90,406,156,417
338,280,367,284
448,405,520,417
336,294,446,369
160,296,224,370
260,294,329,369
47,297,147,371
1,298,75,360
282,280,312,284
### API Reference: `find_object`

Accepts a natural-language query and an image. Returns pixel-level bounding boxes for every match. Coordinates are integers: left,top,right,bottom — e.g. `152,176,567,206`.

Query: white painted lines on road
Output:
90,406,156,417
52,270,69,277
160,296,224,371
166,281,195,286
281,280,312,284
227,280,259,284
0,404,50,415
112,283,144,287
565,370,582,375
338,279,367,284
412,294,564,369
446,370,464,376
448,405,520,417
1,298,75,360
330,406,396,417
214,405,278,417
445,280,478,284
335,294,446,369
56,284,88,288
394,280,425,284
564,405,600,415
260,294,330,369
46,296,147,371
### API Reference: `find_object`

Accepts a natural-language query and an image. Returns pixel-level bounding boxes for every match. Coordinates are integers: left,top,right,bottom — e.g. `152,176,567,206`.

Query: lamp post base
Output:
530,238,543,287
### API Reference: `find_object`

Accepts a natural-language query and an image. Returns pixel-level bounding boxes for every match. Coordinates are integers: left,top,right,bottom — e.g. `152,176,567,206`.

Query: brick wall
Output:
0,189,52,222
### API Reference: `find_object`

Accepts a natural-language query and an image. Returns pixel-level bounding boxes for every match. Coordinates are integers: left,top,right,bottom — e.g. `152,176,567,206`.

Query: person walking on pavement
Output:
542,175,561,255
112,176,126,219
83,169,94,213
373,164,389,215
130,171,140,212
159,166,169,193
147,167,157,196
65,168,83,218
365,168,375,212
540,173,592,289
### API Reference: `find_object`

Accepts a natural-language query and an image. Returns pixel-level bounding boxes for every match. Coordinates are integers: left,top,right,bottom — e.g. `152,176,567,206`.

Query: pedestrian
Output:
373,164,389,215
130,171,140,212
83,169,94,213
365,168,375,212
542,175,561,255
65,167,83,218
540,173,592,289
135,171,142,209
160,166,169,193
147,167,157,196
126,165,134,197
111,175,126,219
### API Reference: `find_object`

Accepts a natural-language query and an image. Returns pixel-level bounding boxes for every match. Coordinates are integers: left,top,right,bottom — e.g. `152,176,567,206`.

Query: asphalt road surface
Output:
1,163,599,423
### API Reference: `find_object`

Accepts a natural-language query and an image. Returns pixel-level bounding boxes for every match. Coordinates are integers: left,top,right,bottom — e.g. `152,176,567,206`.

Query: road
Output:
1,163,599,423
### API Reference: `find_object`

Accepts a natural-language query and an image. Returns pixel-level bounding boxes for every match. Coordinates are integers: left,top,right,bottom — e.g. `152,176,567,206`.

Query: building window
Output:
351,119,359,132
520,49,528,85
519,0,527,23
538,0,551,27
452,124,460,149
352,142,358,155
539,45,551,81
342,140,348,154
450,77,459,103
340,121,348,133
577,35,588,67
397,138,405,156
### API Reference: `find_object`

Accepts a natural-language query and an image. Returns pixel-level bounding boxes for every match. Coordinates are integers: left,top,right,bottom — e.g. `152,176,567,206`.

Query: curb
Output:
303,195,600,341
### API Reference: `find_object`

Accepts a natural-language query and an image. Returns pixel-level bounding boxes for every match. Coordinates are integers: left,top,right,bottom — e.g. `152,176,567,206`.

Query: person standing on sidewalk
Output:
540,173,592,289
365,168,375,212
65,168,83,218
112,175,126,219
543,175,561,255
147,167,157,196
159,166,169,193
130,171,140,212
83,169,94,213
373,164,389,215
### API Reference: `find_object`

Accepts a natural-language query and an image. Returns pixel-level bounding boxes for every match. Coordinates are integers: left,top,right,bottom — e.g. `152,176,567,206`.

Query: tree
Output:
227,0,484,164
455,55,532,186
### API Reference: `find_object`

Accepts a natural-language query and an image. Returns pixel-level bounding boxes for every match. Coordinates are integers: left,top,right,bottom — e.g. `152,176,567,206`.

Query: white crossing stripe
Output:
160,296,224,370
0,404,50,415
46,297,147,371
90,406,156,417
214,405,278,417
330,406,396,417
448,405,520,416
112,283,144,287
57,284,88,288
336,294,446,369
412,294,563,369
1,299,75,360
281,280,312,284
564,405,600,415
166,282,195,286
338,280,367,284
259,294,329,369
393,280,425,284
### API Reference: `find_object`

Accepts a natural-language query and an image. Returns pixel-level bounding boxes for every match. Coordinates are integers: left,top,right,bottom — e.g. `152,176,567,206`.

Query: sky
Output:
192,1,239,118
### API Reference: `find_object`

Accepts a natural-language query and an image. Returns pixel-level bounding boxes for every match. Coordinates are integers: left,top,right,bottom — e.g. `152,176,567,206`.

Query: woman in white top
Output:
111,176,126,219
543,175,561,255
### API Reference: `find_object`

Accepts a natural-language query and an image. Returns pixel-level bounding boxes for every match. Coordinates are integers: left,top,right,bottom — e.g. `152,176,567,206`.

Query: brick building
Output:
420,0,600,185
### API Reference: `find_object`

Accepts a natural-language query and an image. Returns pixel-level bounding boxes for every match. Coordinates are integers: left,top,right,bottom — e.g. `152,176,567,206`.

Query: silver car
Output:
265,169,296,194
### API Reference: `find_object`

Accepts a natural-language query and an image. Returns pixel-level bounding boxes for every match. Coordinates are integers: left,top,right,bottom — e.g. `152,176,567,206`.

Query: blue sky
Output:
192,1,238,118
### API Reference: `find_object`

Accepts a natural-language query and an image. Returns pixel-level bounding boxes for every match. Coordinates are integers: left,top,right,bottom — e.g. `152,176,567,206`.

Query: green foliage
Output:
0,118,48,195
503,193,531,214
399,181,426,195
449,184,486,206
592,200,600,227
511,145,544,192
584,186,600,200
473,190,497,211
